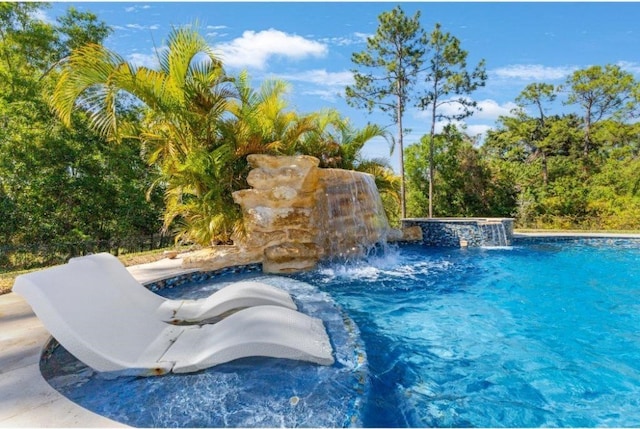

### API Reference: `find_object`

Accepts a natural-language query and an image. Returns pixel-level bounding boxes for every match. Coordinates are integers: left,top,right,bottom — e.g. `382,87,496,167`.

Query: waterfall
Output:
318,169,390,261
478,221,509,247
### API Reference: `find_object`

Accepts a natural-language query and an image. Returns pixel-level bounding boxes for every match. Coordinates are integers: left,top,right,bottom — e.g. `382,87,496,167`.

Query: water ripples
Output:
300,241,640,427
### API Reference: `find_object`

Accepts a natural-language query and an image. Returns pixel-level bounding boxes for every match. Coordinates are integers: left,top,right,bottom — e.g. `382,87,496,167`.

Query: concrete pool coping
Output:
2,232,640,427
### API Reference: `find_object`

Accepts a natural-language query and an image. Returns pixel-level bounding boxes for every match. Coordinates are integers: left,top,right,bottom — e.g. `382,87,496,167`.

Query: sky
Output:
40,1,640,172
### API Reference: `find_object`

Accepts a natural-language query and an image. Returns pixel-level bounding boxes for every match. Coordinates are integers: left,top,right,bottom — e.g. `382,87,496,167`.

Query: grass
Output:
0,249,177,296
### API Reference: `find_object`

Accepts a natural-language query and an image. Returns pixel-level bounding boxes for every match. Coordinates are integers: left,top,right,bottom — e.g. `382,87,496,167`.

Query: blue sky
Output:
41,2,640,172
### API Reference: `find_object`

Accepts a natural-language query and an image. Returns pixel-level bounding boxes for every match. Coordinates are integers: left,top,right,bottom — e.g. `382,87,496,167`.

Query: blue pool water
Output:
42,239,640,427
41,274,368,427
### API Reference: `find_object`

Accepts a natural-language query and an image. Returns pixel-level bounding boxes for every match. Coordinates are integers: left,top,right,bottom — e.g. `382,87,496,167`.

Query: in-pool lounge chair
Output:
13,256,334,375
68,252,297,324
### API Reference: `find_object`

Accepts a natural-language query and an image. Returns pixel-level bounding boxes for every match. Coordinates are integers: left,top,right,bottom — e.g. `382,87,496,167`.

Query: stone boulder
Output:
182,246,263,271
262,242,324,274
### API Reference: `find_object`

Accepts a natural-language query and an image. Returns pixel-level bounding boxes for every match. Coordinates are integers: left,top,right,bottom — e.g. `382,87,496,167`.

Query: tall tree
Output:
406,124,509,217
416,23,486,217
514,83,556,185
345,5,425,218
54,6,111,58
0,3,163,260
0,2,56,100
564,64,638,166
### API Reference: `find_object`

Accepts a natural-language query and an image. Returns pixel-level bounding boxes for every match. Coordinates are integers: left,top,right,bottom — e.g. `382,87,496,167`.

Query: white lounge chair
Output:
68,252,297,324
13,258,334,375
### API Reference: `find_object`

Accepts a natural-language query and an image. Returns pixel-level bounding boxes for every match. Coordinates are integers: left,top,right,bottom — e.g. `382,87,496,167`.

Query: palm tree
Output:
50,27,248,245
50,26,401,243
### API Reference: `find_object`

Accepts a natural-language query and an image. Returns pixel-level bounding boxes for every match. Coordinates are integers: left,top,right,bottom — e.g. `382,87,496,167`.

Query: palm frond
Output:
51,43,125,131
163,26,212,90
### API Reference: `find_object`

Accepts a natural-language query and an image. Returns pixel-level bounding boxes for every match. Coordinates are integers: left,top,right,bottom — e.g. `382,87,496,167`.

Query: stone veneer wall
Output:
402,218,514,247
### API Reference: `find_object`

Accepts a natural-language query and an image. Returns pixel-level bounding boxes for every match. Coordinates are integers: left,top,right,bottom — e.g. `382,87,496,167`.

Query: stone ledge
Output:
182,246,262,271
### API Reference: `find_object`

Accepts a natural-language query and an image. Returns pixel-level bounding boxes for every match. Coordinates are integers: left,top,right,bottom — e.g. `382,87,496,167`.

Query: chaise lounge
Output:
13,255,334,375
69,252,297,324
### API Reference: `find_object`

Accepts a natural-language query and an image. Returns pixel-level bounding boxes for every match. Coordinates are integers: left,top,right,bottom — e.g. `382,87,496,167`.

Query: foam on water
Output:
315,245,453,284
479,245,514,250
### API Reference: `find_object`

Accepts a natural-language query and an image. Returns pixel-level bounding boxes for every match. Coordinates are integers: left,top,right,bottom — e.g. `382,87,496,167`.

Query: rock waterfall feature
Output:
184,155,412,274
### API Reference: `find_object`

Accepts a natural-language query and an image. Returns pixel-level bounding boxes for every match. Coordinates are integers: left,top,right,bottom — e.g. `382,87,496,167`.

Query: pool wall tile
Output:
145,263,262,291
402,218,514,247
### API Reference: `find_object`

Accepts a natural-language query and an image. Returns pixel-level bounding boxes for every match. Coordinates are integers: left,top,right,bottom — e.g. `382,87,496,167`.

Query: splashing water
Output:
317,169,390,261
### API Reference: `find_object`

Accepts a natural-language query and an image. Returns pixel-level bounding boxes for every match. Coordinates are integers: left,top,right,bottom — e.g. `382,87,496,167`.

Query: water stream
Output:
478,221,509,247
318,169,390,260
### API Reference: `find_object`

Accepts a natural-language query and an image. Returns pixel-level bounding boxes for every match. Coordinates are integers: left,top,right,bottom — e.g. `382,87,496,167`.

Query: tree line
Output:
1,3,639,272
0,3,168,270
346,6,640,230
404,66,640,230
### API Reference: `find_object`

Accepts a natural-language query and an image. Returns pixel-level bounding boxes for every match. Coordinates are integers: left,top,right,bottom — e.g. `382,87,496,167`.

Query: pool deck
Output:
2,232,640,427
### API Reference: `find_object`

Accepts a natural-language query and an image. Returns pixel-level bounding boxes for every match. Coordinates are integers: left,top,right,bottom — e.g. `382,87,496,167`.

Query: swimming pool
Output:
42,238,640,427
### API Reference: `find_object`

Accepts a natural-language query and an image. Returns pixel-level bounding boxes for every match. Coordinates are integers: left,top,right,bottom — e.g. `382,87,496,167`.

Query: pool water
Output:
41,239,640,427
295,239,640,427
41,275,369,428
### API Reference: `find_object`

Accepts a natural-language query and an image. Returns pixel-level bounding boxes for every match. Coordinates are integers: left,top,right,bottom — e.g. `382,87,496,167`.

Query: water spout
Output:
478,221,509,247
318,169,390,261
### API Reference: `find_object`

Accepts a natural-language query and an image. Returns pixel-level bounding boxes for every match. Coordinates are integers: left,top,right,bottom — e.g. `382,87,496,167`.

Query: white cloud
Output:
272,70,353,104
125,5,151,13
206,26,228,38
410,98,516,142
466,124,493,137
415,98,517,122
318,32,369,47
301,89,341,103
30,8,54,25
214,29,327,69
280,69,353,87
127,52,160,69
618,61,640,75
493,64,577,81
474,99,518,120
430,120,494,141
125,23,159,31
